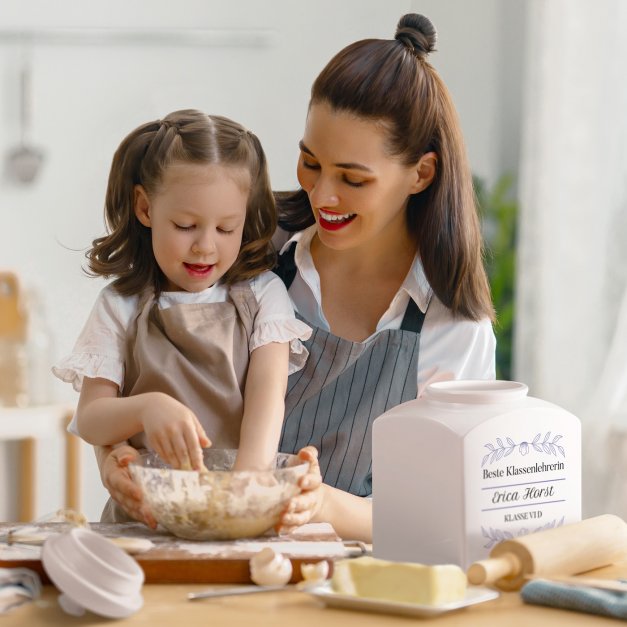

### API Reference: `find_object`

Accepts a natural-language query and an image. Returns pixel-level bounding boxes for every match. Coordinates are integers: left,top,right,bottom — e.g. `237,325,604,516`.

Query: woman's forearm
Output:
315,483,373,543
94,444,114,480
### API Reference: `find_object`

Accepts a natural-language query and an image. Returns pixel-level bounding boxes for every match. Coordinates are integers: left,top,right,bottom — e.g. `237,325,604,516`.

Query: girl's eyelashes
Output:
174,223,194,231
301,159,320,170
173,221,237,234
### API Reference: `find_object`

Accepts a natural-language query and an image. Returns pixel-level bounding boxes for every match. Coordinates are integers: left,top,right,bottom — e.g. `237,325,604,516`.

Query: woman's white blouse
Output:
281,226,496,396
52,271,312,394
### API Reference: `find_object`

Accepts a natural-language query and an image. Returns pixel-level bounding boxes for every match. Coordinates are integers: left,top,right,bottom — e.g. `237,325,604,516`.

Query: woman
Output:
97,13,495,542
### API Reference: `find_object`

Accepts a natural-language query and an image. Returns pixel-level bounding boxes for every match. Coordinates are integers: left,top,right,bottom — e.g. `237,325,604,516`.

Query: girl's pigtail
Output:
224,130,277,283
86,121,161,295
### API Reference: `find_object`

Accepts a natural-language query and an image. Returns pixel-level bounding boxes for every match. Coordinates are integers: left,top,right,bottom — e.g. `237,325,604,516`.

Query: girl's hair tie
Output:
158,119,178,132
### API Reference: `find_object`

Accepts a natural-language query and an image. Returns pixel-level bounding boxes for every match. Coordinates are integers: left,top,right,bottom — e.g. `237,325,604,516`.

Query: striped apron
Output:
275,243,426,496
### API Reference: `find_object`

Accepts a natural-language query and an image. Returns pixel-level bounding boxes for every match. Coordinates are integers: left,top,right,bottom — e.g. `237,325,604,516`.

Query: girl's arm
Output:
233,341,290,470
277,447,373,543
77,377,210,470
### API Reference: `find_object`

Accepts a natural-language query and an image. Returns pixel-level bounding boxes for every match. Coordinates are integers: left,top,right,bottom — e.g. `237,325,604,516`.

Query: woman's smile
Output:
318,208,357,231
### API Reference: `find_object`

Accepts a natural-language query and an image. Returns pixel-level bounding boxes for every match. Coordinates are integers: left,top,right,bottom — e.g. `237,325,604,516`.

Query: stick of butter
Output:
331,556,466,605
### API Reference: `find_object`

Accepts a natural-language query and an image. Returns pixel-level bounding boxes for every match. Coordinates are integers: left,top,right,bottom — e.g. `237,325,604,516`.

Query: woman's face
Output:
297,101,423,253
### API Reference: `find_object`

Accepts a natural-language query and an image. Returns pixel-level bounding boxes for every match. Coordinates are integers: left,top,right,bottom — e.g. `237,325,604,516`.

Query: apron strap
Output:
274,242,298,288
400,297,426,333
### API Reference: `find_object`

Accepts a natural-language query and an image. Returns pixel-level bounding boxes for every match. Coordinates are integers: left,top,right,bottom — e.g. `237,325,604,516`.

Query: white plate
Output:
306,581,499,617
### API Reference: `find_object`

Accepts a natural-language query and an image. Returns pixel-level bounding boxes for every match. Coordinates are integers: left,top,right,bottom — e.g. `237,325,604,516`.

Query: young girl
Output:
53,110,311,515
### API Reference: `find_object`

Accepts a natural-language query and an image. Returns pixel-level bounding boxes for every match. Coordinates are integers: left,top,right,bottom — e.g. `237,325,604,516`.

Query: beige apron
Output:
101,281,258,522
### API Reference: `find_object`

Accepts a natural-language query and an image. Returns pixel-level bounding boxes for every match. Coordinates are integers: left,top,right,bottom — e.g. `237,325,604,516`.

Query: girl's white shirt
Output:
53,270,312,395
281,225,496,395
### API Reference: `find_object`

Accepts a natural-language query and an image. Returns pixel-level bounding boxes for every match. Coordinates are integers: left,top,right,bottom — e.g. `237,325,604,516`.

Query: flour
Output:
130,451,308,541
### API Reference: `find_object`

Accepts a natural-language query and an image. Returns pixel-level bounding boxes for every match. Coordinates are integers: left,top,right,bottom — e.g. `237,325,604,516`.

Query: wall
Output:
0,0,525,520
412,0,526,187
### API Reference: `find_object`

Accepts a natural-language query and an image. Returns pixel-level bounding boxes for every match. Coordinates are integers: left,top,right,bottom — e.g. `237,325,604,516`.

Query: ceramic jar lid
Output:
41,527,144,618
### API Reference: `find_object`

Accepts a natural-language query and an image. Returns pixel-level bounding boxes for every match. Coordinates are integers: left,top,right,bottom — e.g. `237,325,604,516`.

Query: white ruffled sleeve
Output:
52,286,135,393
249,272,312,374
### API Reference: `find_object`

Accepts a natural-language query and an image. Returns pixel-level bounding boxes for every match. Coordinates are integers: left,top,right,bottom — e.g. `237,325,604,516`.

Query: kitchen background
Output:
0,0,625,523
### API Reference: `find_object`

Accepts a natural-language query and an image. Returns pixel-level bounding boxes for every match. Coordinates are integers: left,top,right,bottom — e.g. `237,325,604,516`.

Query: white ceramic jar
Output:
372,380,581,569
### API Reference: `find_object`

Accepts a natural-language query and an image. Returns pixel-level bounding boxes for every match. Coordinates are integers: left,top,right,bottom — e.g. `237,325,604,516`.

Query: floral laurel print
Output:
481,432,565,467
481,516,565,549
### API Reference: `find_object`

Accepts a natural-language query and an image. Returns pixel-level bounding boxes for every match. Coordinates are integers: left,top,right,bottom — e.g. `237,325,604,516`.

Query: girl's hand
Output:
101,444,157,528
140,393,211,470
276,446,324,534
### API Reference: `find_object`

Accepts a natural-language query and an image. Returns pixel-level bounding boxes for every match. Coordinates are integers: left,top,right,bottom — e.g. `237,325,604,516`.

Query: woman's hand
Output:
100,444,157,528
276,446,324,533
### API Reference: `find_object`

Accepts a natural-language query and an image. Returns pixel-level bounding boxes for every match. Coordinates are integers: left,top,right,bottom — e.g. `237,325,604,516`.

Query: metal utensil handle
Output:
188,584,295,600
342,540,370,556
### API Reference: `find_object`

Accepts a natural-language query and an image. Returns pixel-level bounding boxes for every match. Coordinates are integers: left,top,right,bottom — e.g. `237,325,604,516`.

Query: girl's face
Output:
134,163,248,292
297,102,431,254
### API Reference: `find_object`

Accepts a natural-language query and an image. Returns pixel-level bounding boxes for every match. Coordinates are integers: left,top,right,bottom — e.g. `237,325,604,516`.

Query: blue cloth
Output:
521,579,627,620
0,567,42,614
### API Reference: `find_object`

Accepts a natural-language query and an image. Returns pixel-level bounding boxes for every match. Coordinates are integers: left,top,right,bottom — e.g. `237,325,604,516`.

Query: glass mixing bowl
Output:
129,449,308,541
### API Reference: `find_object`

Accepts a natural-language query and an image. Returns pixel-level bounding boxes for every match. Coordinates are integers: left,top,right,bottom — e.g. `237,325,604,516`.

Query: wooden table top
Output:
4,564,626,626
0,583,620,626
3,521,626,625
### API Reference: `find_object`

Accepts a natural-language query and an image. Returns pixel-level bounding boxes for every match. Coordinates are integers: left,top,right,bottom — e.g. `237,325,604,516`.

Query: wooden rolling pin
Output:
467,514,627,591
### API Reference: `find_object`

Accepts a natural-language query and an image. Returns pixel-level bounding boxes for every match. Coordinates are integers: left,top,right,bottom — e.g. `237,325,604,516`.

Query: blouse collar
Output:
281,225,432,314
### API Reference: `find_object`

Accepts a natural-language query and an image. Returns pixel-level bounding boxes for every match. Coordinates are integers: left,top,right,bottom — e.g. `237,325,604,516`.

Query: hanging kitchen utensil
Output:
6,58,44,184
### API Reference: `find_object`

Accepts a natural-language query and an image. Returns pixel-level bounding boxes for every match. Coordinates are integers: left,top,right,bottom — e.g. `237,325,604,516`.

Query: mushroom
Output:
300,560,330,583
249,547,293,586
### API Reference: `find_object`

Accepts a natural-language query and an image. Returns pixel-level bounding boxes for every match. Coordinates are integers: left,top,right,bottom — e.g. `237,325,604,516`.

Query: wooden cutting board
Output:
0,522,363,584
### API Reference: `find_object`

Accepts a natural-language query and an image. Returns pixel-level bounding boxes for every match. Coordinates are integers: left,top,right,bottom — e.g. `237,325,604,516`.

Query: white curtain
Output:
516,0,627,516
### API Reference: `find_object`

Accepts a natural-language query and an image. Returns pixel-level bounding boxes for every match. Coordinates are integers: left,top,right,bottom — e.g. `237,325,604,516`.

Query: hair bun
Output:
395,13,437,58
